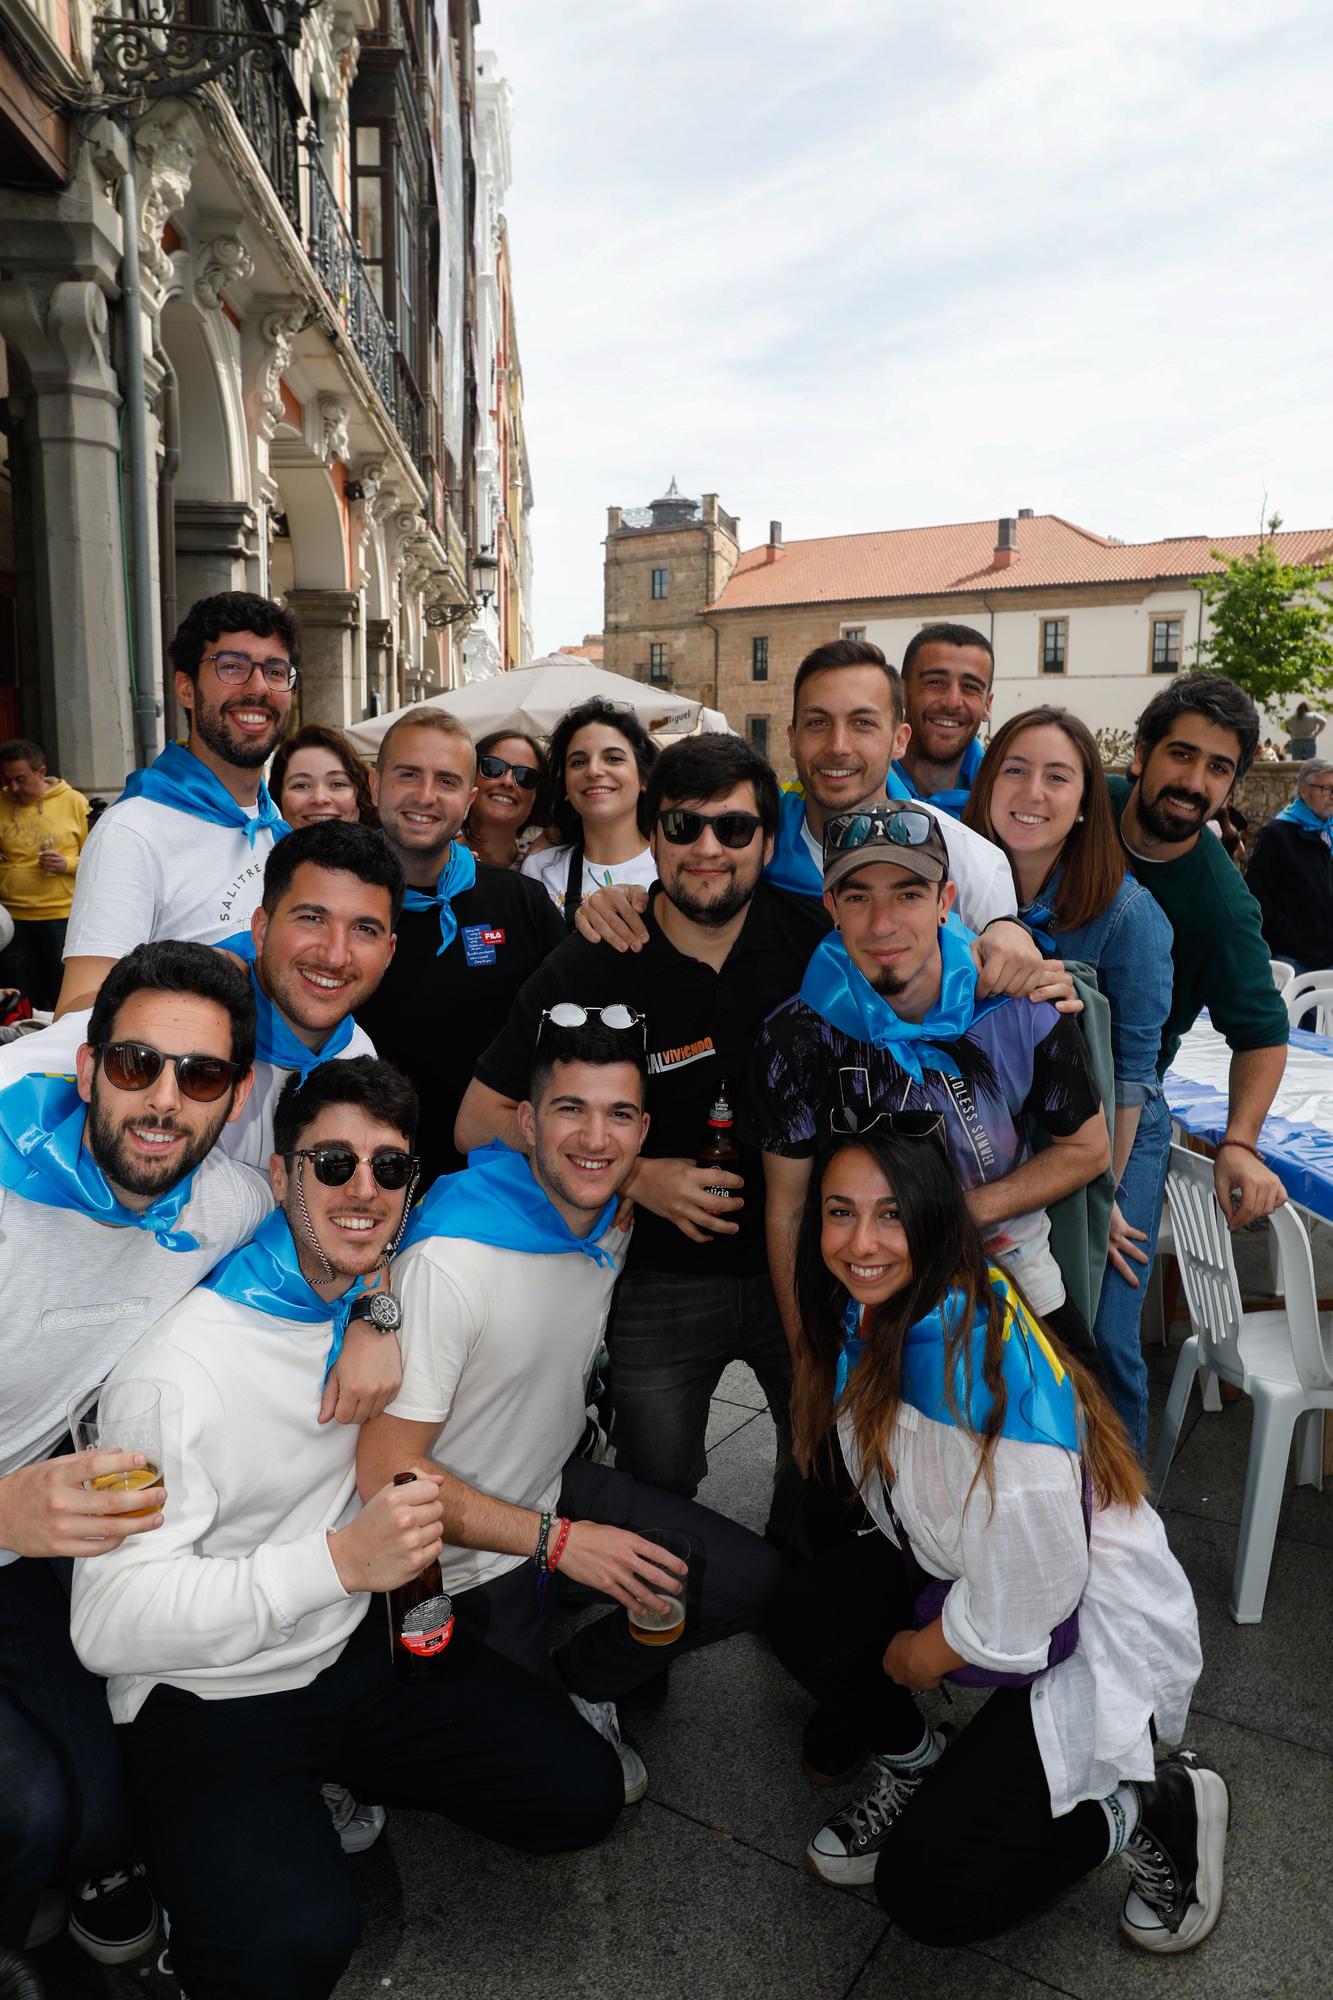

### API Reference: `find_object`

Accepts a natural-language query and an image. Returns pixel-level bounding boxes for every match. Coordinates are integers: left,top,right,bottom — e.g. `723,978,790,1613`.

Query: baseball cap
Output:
822,805,950,895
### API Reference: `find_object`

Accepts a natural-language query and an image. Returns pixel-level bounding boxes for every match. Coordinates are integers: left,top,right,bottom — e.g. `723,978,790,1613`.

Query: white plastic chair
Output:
1269,959,1296,995
1284,971,1333,1034
1150,1145,1333,1623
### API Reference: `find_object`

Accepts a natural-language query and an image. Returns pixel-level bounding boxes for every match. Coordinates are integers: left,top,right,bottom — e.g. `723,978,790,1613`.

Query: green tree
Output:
1190,514,1333,709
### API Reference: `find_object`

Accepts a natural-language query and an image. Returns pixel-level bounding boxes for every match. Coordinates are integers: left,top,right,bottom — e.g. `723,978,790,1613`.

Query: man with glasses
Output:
1242,758,1333,982
70,1058,621,2000
0,940,270,1976
749,808,1110,1413
58,592,299,1018
457,732,827,1534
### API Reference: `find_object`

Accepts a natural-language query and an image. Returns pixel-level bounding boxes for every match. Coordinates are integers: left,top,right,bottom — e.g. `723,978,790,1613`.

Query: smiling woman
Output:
270,725,378,830
522,699,660,927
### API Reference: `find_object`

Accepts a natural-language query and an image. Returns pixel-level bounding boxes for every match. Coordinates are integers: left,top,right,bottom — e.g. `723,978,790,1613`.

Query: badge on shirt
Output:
462,924,506,966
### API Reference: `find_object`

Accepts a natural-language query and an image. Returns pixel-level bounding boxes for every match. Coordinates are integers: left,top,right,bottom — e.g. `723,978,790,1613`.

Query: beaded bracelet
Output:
534,1510,553,1573
1219,1136,1265,1162
546,1517,573,1575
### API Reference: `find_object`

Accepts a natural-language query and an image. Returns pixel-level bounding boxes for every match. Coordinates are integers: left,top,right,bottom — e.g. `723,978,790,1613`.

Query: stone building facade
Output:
602,481,739,708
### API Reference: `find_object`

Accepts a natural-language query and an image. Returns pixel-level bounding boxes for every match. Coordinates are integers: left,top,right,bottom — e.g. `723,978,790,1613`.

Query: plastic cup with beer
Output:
68,1381,165,1517
627,1528,690,1647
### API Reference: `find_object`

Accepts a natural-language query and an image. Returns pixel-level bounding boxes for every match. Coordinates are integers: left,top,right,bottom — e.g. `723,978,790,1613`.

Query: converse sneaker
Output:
321,1783,386,1855
1120,1750,1230,1954
66,1863,158,1965
807,1750,936,1885
570,1693,648,1804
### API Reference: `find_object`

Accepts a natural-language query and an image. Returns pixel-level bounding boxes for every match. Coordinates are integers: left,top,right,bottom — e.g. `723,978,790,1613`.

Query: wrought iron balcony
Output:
305,140,397,424
219,0,303,230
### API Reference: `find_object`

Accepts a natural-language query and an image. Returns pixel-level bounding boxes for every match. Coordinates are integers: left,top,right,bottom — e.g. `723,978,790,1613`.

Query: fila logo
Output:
481,927,505,946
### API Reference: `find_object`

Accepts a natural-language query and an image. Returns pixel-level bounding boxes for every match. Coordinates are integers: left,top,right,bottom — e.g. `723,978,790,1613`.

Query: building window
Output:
1040,618,1067,674
651,568,668,600
1150,618,1183,673
747,715,769,759
751,636,769,682
649,642,669,684
843,626,866,641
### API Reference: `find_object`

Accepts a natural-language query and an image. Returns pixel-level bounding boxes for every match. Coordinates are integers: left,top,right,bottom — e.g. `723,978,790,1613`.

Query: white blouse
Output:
840,1401,1201,1817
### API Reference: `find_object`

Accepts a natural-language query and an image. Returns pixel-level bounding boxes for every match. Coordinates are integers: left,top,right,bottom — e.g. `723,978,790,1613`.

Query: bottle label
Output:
398,1593,455,1658
701,1184,737,1200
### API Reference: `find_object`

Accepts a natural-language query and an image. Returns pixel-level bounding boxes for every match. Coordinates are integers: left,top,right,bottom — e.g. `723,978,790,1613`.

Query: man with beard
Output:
71,1059,621,2000
57,593,297,1017
357,708,564,1190
1108,674,1288,1229
0,941,269,1975
457,733,825,1523
892,623,995,816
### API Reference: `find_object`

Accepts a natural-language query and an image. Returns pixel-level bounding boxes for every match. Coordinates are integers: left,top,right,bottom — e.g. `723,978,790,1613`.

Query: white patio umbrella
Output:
343,656,730,756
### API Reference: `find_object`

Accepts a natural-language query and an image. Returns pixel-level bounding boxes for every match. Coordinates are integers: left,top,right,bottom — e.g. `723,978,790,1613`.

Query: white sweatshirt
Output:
70,1288,364,1722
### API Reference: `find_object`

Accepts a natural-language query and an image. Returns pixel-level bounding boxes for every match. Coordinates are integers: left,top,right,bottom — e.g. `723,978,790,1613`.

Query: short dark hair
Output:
269,724,377,826
87,939,257,1073
261,821,405,924
901,624,995,681
168,592,301,681
545,698,658,843
0,737,46,769
643,732,780,836
273,1055,419,1156
791,639,904,728
528,1020,649,1109
1134,672,1260,780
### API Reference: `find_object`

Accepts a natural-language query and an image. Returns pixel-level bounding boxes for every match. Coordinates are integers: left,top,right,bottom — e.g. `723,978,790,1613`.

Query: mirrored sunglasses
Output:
824,807,936,853
283,1145,419,1190
538,1002,647,1046
656,808,764,849
96,1040,241,1104
478,753,540,789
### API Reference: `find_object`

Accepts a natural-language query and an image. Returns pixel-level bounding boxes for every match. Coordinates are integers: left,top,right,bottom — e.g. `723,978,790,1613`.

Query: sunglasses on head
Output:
824,807,936,853
96,1040,241,1104
656,808,764,849
478,753,540,789
829,1106,946,1140
538,1002,647,1046
283,1145,419,1190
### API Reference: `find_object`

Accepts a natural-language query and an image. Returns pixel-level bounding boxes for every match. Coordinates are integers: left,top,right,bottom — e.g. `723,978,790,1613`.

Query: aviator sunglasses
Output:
95,1040,242,1104
824,807,936,854
477,752,541,789
656,808,764,849
829,1106,946,1141
538,1002,647,1048
282,1145,420,1190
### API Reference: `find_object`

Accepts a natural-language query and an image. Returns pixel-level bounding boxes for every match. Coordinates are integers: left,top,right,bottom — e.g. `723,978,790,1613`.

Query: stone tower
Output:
602,480,740,707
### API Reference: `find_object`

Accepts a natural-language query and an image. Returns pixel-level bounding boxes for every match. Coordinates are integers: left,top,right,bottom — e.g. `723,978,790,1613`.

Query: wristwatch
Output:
347,1288,402,1334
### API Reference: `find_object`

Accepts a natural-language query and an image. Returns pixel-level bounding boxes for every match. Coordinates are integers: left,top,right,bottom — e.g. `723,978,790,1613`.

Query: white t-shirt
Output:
0,1008,376,1174
0,1152,273,1543
70,1287,362,1722
799,803,1016,933
521,841,658,916
64,796,277,960
388,1225,626,1597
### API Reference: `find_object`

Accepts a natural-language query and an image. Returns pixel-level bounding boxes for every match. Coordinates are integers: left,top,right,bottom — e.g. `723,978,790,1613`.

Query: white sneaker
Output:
321,1783,387,1854
570,1694,648,1803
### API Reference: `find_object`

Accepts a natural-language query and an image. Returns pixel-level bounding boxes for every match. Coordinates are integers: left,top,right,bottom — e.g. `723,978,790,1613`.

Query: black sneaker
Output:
67,1864,159,1966
800,1704,869,1787
0,1946,46,2000
1120,1750,1230,1953
806,1743,941,1884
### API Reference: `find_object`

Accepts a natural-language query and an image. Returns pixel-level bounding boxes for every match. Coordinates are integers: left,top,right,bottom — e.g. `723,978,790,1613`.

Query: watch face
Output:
369,1291,402,1331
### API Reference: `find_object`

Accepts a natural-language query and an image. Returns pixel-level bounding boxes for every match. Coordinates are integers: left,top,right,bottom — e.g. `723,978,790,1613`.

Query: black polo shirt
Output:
474,881,830,1277
358,860,565,1190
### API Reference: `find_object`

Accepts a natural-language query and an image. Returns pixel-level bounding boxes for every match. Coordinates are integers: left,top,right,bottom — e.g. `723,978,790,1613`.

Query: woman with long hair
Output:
963,707,1173,1454
769,1129,1223,1956
463,729,550,871
521,698,658,926
269,724,377,830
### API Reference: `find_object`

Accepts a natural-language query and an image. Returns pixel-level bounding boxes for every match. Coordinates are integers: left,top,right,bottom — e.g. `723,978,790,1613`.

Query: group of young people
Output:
0,590,1292,2000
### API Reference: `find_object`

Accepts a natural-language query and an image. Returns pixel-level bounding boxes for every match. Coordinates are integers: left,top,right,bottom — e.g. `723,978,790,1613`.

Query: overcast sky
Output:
481,0,1333,656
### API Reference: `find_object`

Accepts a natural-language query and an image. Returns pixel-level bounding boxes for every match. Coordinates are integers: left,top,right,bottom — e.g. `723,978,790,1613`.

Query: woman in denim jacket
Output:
965,708,1173,1454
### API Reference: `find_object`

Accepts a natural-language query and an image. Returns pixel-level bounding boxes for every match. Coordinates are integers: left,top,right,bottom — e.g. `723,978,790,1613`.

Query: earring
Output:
1077,814,1085,822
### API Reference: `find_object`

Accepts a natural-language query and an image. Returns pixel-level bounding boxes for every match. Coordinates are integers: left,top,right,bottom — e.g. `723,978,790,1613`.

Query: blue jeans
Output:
0,1557,131,1947
1092,1090,1173,1457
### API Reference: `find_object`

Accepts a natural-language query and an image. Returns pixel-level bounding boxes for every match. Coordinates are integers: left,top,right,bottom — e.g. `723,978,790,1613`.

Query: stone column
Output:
365,617,394,712
285,588,361,728
173,500,259,614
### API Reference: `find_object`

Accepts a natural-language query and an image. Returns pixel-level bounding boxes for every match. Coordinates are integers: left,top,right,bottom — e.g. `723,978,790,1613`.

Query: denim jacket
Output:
1022,872,1173,1107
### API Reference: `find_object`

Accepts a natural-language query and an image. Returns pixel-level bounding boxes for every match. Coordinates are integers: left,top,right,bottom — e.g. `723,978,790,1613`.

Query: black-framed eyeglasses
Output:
656,808,765,849
478,753,541,789
201,652,299,691
829,1106,946,1140
283,1145,420,1190
824,807,936,854
538,1002,647,1047
95,1040,242,1104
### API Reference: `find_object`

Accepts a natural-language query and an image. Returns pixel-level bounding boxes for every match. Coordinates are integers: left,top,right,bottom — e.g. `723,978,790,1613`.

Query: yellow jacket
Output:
0,779,90,919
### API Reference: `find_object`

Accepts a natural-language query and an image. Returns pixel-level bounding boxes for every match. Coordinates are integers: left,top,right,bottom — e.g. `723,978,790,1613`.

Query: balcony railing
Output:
306,141,397,423
395,354,425,481
215,0,303,231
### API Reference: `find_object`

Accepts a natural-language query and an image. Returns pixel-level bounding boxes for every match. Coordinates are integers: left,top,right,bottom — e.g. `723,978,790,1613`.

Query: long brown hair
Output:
793,1132,1146,1512
963,707,1124,931
270,723,377,826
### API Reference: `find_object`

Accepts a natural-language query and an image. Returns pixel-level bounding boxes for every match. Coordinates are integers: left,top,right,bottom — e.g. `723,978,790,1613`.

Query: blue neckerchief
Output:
1275,797,1333,850
798,922,1005,1082
402,1140,617,1267
200,1206,366,1379
764,780,913,898
1017,865,1060,955
892,736,984,821
121,741,288,850
0,1072,200,1251
833,1294,865,1402
402,841,478,955
220,932,355,1080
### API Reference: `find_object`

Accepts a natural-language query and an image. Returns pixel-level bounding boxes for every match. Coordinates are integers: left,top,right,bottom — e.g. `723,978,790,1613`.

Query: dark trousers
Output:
451,1455,786,1701
122,1606,622,2000
768,1532,1109,1943
0,919,68,1013
0,1557,131,1948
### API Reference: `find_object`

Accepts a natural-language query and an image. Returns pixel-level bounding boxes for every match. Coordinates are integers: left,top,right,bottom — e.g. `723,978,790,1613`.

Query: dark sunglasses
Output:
478,753,540,789
829,1106,946,1140
656,808,764,849
283,1145,420,1190
538,1002,647,1048
824,807,936,853
96,1040,242,1104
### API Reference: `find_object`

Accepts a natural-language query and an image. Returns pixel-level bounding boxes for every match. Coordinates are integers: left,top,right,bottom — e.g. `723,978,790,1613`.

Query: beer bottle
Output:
386,1472,454,1679
697,1079,742,1208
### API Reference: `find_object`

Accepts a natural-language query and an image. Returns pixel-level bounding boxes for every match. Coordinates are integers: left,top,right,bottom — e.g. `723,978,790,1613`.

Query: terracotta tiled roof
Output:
705,516,1333,613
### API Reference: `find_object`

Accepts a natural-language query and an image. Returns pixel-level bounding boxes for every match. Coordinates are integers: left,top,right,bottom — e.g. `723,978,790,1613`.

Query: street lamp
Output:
471,548,499,610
